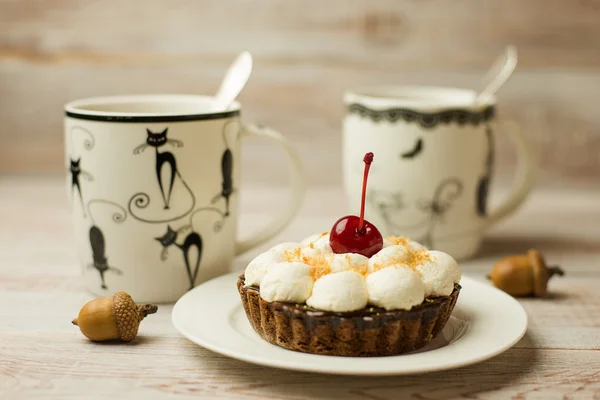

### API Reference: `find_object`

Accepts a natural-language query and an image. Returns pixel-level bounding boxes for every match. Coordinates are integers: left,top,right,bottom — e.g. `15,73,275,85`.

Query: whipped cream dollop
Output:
367,245,411,272
326,253,368,273
259,262,314,303
307,270,368,312
244,242,299,286
244,233,460,312
366,265,425,310
416,250,461,297
300,233,333,259
384,237,428,250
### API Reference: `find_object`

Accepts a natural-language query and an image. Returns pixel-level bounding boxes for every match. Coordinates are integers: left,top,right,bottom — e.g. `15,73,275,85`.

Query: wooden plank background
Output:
1,0,599,186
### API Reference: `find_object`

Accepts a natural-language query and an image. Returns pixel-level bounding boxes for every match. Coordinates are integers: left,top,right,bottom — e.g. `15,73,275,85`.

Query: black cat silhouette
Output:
155,207,226,290
211,122,238,216
476,126,494,216
212,148,233,216
134,128,183,209
67,127,95,216
69,158,93,216
156,226,203,290
89,226,122,289
86,200,127,290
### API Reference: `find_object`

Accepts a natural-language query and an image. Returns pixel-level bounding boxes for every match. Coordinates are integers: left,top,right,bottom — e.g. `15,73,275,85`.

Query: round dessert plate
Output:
172,272,527,375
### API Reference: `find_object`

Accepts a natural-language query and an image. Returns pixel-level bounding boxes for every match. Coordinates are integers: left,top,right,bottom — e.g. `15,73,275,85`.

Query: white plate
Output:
172,273,527,376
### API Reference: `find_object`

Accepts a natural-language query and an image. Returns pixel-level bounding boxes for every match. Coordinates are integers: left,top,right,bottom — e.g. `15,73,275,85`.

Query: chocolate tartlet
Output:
238,275,460,357
238,154,462,357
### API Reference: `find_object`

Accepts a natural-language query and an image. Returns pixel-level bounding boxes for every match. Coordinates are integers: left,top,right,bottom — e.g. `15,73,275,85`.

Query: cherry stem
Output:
358,152,374,234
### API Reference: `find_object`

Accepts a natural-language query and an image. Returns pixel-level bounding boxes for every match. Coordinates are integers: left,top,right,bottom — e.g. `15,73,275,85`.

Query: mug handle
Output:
486,121,536,225
235,123,306,255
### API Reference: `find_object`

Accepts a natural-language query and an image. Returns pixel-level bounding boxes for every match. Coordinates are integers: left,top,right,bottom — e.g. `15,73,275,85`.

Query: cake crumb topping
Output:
308,257,332,280
370,237,431,273
406,248,431,270
386,236,411,246
284,248,331,280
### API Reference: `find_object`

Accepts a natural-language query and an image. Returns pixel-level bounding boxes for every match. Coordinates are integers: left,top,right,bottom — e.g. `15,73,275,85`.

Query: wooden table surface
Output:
1,176,599,400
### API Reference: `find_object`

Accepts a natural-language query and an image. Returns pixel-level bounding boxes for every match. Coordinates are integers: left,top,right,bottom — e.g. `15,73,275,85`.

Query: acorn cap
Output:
113,291,158,341
529,249,565,297
529,249,549,296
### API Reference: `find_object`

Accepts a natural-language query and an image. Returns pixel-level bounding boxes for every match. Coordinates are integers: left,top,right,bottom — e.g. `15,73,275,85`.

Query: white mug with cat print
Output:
65,94,304,303
343,86,536,260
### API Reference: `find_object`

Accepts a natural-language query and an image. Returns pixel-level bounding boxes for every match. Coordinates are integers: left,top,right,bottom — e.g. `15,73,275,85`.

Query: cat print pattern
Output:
134,128,183,210
369,178,463,249
69,158,93,217
155,226,203,290
211,120,240,217
68,126,95,217
86,200,127,289
156,207,226,290
394,128,493,219
129,128,196,223
476,125,495,216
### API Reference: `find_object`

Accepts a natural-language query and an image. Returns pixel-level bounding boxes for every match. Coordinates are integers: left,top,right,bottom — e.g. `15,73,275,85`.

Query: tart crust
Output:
237,275,460,357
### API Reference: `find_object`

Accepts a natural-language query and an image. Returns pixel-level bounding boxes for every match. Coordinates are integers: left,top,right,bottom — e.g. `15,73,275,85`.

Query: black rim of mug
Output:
347,103,495,129
65,109,241,123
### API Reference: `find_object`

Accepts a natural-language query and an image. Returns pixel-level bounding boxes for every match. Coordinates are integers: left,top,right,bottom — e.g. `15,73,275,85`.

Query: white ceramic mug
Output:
343,86,535,260
65,95,304,302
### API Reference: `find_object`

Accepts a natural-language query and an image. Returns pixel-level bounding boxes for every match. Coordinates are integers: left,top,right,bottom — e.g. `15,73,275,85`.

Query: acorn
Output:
72,291,158,342
487,249,564,297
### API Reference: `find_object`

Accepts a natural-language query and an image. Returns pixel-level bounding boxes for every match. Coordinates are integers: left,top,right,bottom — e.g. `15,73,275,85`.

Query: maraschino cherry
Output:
330,152,383,257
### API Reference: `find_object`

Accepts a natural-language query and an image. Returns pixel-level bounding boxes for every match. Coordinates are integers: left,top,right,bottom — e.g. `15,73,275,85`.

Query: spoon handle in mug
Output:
486,121,536,225
235,124,306,255
475,45,518,106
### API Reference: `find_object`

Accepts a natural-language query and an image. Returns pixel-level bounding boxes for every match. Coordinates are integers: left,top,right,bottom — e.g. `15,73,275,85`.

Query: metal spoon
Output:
474,45,518,106
212,51,253,112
